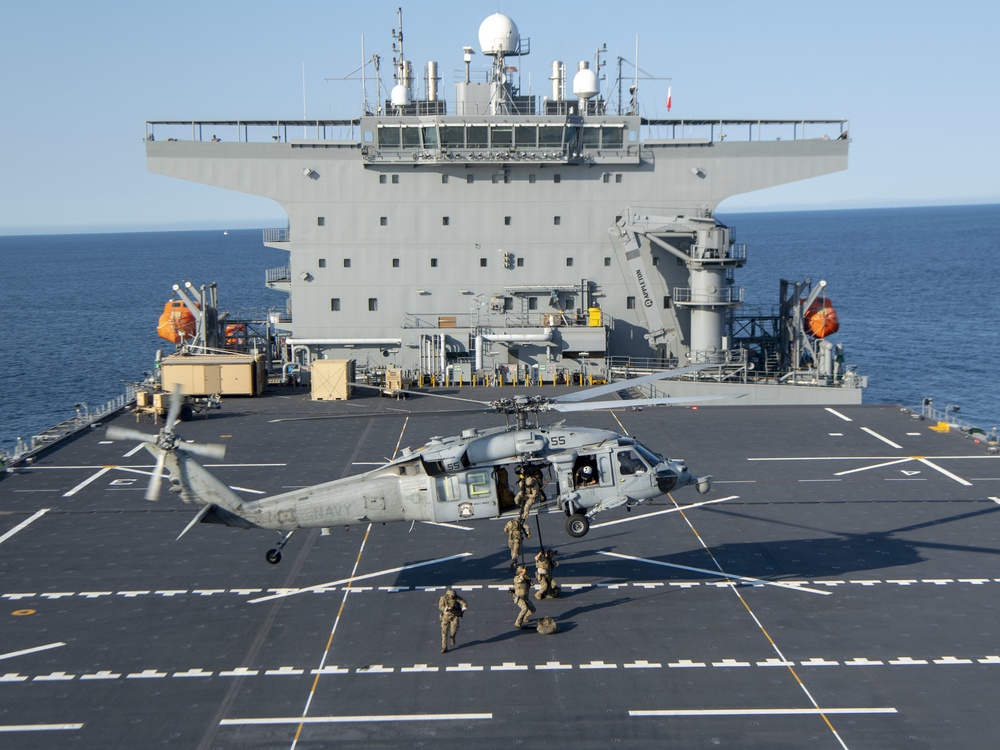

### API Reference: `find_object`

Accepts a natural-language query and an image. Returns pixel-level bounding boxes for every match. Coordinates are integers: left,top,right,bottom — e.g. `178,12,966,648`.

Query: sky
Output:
1,0,998,234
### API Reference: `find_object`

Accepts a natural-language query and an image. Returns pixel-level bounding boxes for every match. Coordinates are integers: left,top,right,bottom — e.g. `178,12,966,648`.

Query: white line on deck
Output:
247,553,474,604
0,723,84,732
598,551,831,596
0,509,50,545
630,707,896,717
916,458,973,486
861,427,903,449
222,713,492,726
0,642,65,661
62,467,113,497
591,496,737,528
825,408,853,422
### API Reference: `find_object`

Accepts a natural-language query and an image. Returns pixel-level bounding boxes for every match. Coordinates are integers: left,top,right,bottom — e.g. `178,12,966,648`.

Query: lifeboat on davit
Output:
804,297,840,338
157,300,197,344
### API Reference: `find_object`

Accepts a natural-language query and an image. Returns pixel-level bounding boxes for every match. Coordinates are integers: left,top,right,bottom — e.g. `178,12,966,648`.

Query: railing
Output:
920,400,1000,444
2,385,139,470
146,118,848,146
263,228,289,243
265,266,290,284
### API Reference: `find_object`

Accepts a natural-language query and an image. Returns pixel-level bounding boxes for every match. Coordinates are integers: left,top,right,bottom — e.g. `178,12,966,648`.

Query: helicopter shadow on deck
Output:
430,503,1000,590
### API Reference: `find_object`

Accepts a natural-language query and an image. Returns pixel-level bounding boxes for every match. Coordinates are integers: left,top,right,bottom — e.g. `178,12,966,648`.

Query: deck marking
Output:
62,467,113,497
591,496,737,528
288,524,373,750
0,723,85,732
598,551,830,596
666,494,853,750
420,521,475,531
916,457,973,486
224,713,491,726
835,458,912,476
825,408,853,422
0,642,65,661
861,427,903,448
0,509,50,545
247,553,474,603
630,707,895,717
991,497,1000,505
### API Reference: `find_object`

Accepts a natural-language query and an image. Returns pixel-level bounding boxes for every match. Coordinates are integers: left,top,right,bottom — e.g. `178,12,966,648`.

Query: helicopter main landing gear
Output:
265,530,296,564
565,513,590,538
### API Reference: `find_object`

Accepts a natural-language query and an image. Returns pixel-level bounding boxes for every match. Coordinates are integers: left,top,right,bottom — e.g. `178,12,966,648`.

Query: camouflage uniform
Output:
515,466,546,520
534,549,560,600
512,567,536,629
503,517,530,568
438,588,467,653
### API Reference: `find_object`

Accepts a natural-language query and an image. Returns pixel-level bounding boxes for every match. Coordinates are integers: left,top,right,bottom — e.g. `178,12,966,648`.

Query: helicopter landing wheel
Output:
265,549,282,565
566,513,590,538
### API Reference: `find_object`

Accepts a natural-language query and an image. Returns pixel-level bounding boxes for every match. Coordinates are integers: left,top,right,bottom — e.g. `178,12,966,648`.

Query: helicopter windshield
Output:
634,441,666,466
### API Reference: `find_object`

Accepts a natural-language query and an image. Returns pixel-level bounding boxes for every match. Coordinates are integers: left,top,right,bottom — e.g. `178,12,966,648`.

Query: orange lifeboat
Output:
157,300,197,344
804,297,840,339
225,323,247,348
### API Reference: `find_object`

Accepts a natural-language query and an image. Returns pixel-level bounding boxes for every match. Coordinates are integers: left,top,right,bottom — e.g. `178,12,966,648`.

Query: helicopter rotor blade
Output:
349,381,492,406
550,393,743,412
178,441,227,461
164,388,184,430
145,449,167,501
552,364,710,404
106,426,157,444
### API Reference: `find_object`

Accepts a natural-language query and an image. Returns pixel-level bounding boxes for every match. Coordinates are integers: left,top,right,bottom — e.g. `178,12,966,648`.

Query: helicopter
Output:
106,365,733,564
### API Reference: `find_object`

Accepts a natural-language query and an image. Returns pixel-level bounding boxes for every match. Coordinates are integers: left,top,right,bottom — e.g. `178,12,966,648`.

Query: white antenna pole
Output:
634,35,639,112
361,34,368,115
302,62,307,138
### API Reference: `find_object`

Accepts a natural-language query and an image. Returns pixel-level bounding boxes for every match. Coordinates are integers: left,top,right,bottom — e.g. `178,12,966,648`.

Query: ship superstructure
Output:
145,12,860,403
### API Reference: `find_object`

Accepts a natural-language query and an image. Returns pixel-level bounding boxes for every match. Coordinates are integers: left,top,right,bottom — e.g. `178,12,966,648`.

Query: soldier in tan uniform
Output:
503,517,530,568
534,548,560,600
515,465,546,520
511,566,536,629
438,588,467,653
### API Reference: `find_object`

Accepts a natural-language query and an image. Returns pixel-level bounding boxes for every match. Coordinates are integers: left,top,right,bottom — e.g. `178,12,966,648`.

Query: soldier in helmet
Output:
511,566,536,629
575,464,597,487
534,548,560,600
515,464,546,520
503,516,530,568
438,588,468,653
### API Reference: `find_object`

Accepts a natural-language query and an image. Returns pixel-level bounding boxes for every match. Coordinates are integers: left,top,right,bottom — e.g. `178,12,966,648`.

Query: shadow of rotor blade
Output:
553,364,710,403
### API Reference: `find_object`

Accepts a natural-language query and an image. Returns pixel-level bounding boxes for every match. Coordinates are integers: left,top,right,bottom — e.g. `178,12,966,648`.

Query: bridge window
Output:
401,127,420,149
491,125,513,148
539,125,562,147
440,125,464,149
422,127,438,149
467,126,488,148
514,125,537,148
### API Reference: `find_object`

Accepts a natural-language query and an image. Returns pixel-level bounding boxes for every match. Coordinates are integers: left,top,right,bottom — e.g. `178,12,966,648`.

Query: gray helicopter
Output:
107,366,731,564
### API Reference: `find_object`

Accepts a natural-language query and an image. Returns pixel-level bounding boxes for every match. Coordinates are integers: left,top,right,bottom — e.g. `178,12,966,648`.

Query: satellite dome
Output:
390,83,410,107
572,61,599,100
479,13,519,55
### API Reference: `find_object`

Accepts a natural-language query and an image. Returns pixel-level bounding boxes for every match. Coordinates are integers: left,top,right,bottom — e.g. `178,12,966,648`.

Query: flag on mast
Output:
666,85,672,112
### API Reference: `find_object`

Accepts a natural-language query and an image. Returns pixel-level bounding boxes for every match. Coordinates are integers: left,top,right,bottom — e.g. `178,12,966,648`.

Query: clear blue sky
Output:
1,0,997,234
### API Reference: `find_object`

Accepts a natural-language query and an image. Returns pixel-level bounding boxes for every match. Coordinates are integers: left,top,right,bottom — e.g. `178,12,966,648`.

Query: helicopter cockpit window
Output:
617,449,647,476
634,442,665,467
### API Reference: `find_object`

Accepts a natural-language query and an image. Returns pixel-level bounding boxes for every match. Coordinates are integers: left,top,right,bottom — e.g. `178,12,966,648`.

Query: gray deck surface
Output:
2,387,999,749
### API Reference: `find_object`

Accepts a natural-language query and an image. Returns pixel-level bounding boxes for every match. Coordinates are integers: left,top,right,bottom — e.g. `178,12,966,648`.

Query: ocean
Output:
1,204,998,452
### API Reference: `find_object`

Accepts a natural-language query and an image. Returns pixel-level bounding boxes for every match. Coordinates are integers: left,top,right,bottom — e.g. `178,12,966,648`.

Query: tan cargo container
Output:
161,353,265,396
311,359,355,401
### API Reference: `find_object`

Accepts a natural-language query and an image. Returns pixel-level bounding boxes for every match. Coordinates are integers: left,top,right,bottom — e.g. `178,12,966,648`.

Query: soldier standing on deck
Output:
535,549,560,600
438,588,467,653
504,517,530,568
511,566,536,629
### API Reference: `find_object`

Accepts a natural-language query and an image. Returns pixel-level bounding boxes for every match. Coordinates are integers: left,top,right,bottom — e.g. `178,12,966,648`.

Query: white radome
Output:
479,13,519,55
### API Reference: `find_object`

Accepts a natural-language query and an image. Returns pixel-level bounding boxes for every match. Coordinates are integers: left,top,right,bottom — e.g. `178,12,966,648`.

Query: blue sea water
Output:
1,205,998,451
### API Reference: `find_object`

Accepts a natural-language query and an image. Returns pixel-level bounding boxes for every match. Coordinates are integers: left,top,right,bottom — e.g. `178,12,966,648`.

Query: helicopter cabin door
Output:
431,468,499,523
571,453,613,502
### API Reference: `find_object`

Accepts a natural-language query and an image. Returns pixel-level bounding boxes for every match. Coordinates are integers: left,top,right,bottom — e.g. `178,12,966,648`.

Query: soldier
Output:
511,566,536,629
515,465,546,520
438,588,467,653
503,516,530,568
534,548,560,600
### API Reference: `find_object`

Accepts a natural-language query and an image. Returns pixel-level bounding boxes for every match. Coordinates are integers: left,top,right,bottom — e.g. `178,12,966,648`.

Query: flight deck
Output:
2,389,999,749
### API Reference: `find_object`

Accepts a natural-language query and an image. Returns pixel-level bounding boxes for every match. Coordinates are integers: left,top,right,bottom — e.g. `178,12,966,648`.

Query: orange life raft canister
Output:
804,297,840,339
157,300,197,344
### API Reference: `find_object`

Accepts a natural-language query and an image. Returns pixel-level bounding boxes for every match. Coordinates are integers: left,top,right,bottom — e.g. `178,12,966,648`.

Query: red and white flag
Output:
666,86,672,112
